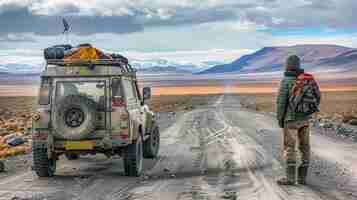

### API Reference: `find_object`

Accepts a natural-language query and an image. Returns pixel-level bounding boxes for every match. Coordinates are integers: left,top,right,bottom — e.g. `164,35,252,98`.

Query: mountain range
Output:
131,59,223,74
198,45,357,74
1,44,356,75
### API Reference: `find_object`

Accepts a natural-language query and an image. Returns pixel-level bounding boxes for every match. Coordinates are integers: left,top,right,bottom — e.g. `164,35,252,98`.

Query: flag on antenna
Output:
62,18,70,34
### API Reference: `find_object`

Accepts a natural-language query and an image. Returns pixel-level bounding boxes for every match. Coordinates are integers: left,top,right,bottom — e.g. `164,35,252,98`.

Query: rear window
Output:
55,81,106,107
38,78,51,105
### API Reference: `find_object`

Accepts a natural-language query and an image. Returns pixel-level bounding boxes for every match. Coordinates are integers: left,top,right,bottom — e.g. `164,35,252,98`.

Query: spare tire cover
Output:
53,95,98,140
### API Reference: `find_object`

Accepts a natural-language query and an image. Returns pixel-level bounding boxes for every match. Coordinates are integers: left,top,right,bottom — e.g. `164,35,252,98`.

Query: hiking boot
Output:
277,165,296,185
277,177,296,185
298,166,308,185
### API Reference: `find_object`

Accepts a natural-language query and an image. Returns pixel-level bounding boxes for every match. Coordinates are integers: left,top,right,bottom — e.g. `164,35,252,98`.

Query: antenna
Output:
62,18,71,44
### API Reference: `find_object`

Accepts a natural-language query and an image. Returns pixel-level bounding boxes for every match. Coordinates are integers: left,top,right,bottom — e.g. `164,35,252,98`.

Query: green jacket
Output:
276,70,310,128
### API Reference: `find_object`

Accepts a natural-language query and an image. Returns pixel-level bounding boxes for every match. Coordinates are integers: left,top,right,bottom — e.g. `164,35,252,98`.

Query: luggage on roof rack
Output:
44,44,73,60
45,59,135,74
44,43,129,63
44,43,132,72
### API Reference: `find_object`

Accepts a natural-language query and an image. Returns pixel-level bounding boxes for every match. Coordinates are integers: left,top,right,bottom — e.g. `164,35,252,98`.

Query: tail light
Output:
113,130,129,139
38,78,51,105
112,96,125,107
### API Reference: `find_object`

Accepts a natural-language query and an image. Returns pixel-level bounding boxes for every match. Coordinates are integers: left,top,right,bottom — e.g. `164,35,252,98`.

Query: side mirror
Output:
142,87,151,101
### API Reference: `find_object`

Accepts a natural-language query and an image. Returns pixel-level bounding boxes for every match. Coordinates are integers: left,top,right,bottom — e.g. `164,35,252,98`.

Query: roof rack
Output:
45,59,136,73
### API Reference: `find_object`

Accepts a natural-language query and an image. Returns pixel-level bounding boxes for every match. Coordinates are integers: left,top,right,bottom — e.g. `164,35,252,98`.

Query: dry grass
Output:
0,97,37,117
0,95,212,116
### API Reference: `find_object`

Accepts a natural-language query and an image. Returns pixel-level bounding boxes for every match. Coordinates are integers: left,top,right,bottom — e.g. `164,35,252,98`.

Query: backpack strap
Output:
298,73,314,81
290,73,316,96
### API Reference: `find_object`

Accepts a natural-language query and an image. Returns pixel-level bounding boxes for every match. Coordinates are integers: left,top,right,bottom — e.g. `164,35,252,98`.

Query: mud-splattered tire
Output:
143,126,160,159
33,146,56,177
65,153,79,160
123,135,143,177
53,95,97,140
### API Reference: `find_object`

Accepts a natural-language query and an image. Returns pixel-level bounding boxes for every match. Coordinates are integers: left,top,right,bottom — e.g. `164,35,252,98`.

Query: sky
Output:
1,0,357,71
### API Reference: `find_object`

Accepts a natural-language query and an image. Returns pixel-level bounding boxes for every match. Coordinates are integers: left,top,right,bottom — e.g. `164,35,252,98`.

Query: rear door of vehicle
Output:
121,77,142,142
52,77,109,138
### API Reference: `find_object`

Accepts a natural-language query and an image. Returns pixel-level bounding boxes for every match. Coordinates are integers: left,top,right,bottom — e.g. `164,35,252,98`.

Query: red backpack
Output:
289,73,321,116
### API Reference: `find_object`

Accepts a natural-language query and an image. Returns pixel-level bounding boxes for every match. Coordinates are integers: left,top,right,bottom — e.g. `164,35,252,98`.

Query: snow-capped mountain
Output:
130,58,223,73
0,58,225,75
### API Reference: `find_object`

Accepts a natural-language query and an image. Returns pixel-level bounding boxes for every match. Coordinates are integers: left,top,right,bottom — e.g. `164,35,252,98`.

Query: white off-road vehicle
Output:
32,58,159,177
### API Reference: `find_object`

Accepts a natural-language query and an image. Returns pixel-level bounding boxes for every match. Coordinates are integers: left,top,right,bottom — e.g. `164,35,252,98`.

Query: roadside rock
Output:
349,119,357,126
7,136,25,146
336,126,355,137
0,128,7,136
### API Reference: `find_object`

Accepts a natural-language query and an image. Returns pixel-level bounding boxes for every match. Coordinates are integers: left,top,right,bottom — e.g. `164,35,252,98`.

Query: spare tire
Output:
53,95,98,140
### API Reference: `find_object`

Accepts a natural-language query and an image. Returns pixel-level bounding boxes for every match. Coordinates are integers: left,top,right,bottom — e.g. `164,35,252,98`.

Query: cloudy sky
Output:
1,0,357,71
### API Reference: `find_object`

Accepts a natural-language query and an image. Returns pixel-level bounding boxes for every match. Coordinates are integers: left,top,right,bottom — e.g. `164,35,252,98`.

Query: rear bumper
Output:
53,138,129,151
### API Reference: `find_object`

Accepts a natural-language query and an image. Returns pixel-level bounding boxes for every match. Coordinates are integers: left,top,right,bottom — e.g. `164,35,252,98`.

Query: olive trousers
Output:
283,120,310,167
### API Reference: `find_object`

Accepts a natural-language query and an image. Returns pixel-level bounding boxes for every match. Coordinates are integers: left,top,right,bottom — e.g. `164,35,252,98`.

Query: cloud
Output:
0,6,143,36
271,33,357,48
0,34,36,43
1,0,356,36
0,0,268,36
0,0,357,51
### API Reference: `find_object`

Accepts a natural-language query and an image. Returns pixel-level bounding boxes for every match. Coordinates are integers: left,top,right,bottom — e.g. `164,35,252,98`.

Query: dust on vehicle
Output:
32,44,160,177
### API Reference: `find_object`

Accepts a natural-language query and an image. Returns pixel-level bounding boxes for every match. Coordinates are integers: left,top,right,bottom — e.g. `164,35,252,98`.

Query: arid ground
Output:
0,77,356,200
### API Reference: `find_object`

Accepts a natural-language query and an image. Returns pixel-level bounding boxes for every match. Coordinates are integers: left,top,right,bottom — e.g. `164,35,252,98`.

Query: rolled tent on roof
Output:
64,44,112,60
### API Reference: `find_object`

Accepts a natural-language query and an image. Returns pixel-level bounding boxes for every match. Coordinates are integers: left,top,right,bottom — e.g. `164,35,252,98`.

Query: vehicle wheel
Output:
65,153,79,160
33,145,56,177
0,161,4,172
123,135,143,177
143,126,160,158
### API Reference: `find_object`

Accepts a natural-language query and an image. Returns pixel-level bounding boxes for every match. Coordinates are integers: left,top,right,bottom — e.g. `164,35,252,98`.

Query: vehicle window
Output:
112,78,122,97
122,79,135,101
55,81,106,106
38,78,51,105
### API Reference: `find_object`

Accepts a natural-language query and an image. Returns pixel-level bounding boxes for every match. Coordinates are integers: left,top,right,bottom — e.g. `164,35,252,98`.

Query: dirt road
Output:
0,93,356,200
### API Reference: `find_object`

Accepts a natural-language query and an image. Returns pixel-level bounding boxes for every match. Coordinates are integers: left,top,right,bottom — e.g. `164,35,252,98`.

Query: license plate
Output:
64,141,94,150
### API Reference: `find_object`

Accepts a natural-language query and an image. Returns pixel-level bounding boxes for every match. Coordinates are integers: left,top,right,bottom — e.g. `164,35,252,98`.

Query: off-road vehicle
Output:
32,57,160,177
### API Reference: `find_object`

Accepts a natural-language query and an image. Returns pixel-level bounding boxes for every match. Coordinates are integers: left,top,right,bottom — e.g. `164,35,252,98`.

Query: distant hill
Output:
198,45,355,74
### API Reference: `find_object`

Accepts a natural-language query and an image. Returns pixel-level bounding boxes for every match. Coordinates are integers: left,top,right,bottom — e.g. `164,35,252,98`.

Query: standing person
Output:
276,55,321,185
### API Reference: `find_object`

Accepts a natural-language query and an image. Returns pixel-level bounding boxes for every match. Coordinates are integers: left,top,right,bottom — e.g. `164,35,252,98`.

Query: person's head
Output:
286,55,301,71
